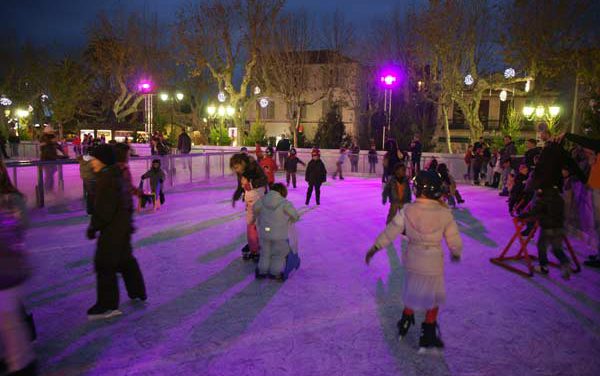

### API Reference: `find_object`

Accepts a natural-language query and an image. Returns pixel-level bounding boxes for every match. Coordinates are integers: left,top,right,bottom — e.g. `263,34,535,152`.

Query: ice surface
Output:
23,175,600,375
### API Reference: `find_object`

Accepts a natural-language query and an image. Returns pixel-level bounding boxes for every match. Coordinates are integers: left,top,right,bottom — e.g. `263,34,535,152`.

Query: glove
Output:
450,254,461,263
86,227,96,240
365,245,381,265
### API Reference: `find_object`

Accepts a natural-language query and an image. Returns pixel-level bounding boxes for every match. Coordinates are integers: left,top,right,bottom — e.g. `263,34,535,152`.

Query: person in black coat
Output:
524,139,541,169
275,135,292,167
305,148,327,205
86,144,146,320
410,136,422,175
283,148,305,188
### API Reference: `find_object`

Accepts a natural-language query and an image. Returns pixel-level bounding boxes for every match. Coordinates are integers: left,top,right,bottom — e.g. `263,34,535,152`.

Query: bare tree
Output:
84,12,168,125
176,0,285,143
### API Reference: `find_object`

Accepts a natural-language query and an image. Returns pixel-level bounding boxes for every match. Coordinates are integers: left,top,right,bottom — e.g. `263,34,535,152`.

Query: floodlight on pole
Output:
160,93,169,101
217,105,226,117
176,92,184,101
378,67,403,148
535,105,545,118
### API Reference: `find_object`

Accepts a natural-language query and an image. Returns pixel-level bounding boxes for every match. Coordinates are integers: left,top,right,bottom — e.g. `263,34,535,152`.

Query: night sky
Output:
2,0,417,53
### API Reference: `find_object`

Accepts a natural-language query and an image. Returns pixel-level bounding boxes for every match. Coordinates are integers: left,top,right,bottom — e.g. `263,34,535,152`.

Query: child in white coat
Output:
253,183,300,280
366,170,463,353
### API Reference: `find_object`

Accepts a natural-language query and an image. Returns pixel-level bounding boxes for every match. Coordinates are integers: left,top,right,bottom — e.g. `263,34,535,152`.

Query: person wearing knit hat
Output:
305,148,327,205
86,143,147,320
283,147,305,189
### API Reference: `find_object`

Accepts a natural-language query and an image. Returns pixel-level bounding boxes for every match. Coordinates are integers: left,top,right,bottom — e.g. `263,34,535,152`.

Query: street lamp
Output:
522,104,561,131
160,91,185,137
138,79,154,135
206,103,236,146
378,68,402,149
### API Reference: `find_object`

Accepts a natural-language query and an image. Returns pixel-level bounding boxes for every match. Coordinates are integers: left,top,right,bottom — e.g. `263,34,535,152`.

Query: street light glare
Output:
535,105,545,118
160,93,169,101
16,109,30,118
522,106,534,117
217,105,226,117
176,93,184,101
207,105,216,116
226,106,235,116
381,75,397,86
549,106,560,118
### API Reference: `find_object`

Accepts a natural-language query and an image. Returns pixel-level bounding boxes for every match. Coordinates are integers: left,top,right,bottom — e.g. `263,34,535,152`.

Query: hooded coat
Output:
253,191,300,240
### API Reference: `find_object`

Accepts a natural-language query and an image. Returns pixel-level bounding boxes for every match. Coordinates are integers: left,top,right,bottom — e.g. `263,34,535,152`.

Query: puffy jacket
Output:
284,156,305,173
305,159,327,185
382,176,411,205
233,158,268,202
375,198,462,276
141,167,166,192
253,191,300,240
259,156,278,184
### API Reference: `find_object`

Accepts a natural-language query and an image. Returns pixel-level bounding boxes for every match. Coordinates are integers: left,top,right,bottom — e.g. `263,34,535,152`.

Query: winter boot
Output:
255,268,267,279
87,304,122,321
397,312,415,339
455,190,465,204
418,322,444,353
241,244,251,260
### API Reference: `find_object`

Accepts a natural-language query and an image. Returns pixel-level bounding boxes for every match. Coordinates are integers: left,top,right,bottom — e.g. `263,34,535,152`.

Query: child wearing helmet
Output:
366,170,463,353
284,148,305,188
260,146,278,186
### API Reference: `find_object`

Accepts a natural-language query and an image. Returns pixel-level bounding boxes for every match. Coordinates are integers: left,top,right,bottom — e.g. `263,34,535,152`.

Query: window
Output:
257,101,275,120
499,100,509,126
479,100,489,128
451,102,466,129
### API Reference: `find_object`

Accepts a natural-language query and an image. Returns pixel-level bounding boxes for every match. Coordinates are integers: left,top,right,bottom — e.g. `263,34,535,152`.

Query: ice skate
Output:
255,268,267,279
241,244,251,260
397,312,415,339
418,322,444,354
87,305,122,321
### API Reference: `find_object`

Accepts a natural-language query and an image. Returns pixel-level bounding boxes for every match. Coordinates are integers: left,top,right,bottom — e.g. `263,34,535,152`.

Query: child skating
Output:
366,170,463,353
260,147,278,187
382,162,411,224
305,148,327,205
332,147,347,180
252,183,300,280
284,148,305,188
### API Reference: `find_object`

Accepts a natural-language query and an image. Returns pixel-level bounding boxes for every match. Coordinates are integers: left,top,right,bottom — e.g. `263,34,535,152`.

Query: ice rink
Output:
23,175,600,376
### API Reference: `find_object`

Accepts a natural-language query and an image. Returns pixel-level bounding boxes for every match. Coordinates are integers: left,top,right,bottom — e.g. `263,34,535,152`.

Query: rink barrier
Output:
3,151,236,208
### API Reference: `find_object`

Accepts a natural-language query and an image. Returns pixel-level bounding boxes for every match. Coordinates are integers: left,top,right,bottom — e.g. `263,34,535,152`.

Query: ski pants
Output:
258,238,289,276
306,183,321,204
286,172,297,188
333,162,344,179
0,286,35,372
94,237,146,309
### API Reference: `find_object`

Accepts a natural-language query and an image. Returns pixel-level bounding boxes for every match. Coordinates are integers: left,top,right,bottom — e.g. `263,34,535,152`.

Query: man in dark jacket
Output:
305,148,327,205
275,134,291,167
86,144,146,320
409,136,422,175
177,129,192,154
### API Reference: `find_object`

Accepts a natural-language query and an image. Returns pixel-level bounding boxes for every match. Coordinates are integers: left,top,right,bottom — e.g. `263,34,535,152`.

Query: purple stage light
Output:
378,68,402,89
138,80,153,93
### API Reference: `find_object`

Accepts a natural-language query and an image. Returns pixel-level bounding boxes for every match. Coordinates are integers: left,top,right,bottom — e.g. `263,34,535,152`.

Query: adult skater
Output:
305,148,327,205
231,153,268,260
86,144,147,320
382,162,411,224
366,170,463,353
252,183,300,280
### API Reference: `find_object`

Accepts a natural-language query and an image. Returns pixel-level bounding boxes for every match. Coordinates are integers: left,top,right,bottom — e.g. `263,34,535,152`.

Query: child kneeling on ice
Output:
366,170,463,352
253,183,300,280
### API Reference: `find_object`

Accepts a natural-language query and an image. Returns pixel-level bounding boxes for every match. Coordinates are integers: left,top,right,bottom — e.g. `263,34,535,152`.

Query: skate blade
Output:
87,310,123,321
418,347,443,355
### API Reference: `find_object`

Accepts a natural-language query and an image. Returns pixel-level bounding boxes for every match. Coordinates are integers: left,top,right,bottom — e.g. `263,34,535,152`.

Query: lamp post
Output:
522,104,561,131
206,104,235,146
379,69,401,149
160,91,184,137
138,80,154,135
15,109,30,137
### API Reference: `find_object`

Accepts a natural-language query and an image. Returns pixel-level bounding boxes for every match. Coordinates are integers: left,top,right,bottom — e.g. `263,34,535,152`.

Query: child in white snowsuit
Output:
366,170,463,352
253,183,300,279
